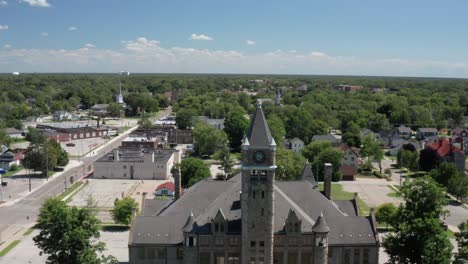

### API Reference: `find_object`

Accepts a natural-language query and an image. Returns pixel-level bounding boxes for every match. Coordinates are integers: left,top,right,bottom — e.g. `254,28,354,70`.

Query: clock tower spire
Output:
241,100,276,264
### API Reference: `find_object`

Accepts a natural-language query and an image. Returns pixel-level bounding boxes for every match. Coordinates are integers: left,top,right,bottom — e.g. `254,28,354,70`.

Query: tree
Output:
396,149,418,171
301,141,343,181
180,157,211,188
193,122,228,156
34,198,115,264
224,109,249,151
419,147,440,171
430,162,459,187
275,148,306,181
447,172,468,201
267,114,286,146
383,176,452,264
138,117,153,129
0,128,12,147
361,135,384,173
342,132,360,148
111,197,139,226
107,103,123,119
375,203,397,229
214,147,234,178
454,220,468,264
286,108,328,144
176,108,197,129
25,127,46,146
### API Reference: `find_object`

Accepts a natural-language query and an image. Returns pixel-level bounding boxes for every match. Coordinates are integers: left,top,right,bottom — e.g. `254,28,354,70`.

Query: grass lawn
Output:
445,229,456,239
0,240,21,257
319,183,370,216
57,182,84,201
2,166,23,177
23,228,35,236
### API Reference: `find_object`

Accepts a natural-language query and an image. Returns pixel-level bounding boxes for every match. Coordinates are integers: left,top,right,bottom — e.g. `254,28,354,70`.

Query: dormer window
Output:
212,208,226,234
285,209,301,235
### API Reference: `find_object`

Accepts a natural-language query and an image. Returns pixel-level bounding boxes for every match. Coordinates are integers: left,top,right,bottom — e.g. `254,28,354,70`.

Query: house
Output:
284,137,304,153
416,128,438,140
452,127,468,138
198,116,225,131
334,84,364,92
451,128,468,154
5,128,24,139
360,128,381,141
128,102,379,264
154,182,177,197
93,147,180,180
425,138,465,172
0,147,23,170
338,145,360,181
311,134,342,146
387,139,421,156
52,111,73,121
90,104,109,116
393,125,412,140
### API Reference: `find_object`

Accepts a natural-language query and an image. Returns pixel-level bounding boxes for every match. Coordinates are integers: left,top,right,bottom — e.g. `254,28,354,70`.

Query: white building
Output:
198,116,225,130
93,147,179,180
288,137,305,153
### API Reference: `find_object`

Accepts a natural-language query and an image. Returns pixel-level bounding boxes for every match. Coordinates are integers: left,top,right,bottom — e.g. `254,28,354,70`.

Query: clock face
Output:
254,151,266,163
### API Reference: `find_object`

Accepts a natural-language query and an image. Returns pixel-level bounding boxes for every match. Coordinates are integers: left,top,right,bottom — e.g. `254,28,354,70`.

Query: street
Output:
0,107,171,243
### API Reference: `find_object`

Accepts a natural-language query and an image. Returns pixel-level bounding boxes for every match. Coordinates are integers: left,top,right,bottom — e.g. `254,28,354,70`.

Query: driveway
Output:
341,177,401,208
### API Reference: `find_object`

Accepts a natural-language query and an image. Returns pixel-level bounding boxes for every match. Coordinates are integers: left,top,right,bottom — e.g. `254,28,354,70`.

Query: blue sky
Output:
1,0,468,77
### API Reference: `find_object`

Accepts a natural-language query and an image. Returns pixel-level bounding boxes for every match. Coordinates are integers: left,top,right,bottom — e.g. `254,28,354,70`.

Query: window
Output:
123,173,127,177
215,254,225,264
177,248,184,259
161,189,168,195
220,223,224,232
188,237,194,247
261,208,264,216
351,157,355,161
363,248,370,264
123,165,127,169
262,191,265,198
229,236,239,246
259,241,264,247
287,252,298,264
200,253,211,264
301,252,312,264
147,248,156,259
228,254,240,264
344,249,351,264
157,248,167,259
253,191,256,199
137,248,145,260
215,223,219,232
251,240,256,248
215,236,224,246
353,249,360,264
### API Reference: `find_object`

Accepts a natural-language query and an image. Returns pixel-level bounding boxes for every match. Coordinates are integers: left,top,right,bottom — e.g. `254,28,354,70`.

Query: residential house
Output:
93,147,179,180
90,104,109,116
334,84,364,92
284,137,305,153
451,128,468,154
339,145,360,181
452,127,468,138
198,116,225,131
128,102,380,264
416,128,438,140
311,134,342,146
393,125,412,140
5,128,24,139
52,111,73,121
387,139,421,156
425,138,465,172
0,146,23,170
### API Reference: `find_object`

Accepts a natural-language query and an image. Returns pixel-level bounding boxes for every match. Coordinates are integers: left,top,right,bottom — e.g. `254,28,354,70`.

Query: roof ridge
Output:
274,185,315,226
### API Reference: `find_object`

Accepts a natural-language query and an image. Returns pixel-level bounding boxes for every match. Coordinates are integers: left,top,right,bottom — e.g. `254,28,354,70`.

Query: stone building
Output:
128,102,379,264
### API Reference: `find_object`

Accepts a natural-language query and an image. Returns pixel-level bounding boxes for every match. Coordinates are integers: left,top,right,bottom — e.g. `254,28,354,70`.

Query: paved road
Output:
0,108,171,242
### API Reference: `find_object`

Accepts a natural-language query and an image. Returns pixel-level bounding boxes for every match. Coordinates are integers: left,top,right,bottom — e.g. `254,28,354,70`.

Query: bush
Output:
373,171,384,178
9,164,19,171
384,168,392,176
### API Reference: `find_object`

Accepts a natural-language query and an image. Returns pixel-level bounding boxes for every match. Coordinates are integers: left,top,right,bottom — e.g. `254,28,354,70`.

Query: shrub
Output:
9,164,19,171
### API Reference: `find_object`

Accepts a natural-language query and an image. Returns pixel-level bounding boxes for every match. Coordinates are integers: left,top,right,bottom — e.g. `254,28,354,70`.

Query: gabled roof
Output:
301,161,318,188
155,182,175,192
397,125,412,133
427,138,463,156
418,127,438,133
290,137,304,144
182,211,197,233
452,127,468,136
312,134,340,143
245,100,274,147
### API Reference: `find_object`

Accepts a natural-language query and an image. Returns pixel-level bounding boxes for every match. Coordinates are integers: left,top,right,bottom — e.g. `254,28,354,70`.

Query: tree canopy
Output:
180,157,211,188
111,197,139,226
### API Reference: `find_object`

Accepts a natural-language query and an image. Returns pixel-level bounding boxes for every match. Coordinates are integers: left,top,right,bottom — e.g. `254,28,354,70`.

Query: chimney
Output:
113,149,119,162
324,163,332,200
173,165,181,200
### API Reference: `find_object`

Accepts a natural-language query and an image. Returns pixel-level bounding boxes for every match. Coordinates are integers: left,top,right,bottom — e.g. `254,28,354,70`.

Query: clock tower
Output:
241,100,276,264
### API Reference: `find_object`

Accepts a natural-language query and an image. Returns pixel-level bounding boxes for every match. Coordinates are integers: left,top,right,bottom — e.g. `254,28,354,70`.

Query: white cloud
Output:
68,26,78,31
84,43,95,48
0,1,7,6
189,33,213,41
0,37,467,78
41,32,48,37
3,44,11,49
20,0,50,7
0,25,8,30
246,40,255,46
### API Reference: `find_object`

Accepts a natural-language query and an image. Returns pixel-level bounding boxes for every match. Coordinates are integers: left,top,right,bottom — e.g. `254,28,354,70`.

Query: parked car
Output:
66,142,76,147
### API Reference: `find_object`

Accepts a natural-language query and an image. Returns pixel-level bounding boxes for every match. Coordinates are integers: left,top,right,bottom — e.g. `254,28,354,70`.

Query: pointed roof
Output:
312,212,330,233
213,208,226,222
246,100,274,147
182,211,197,233
301,161,318,188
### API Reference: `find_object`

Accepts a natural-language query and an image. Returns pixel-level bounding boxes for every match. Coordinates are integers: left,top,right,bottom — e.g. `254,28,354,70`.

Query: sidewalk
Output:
0,160,82,208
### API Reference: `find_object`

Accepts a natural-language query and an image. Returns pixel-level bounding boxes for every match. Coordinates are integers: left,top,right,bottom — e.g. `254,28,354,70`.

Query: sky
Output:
0,0,468,77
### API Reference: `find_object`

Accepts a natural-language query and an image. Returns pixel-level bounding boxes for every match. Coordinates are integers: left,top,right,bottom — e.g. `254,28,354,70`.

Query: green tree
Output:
0,129,12,147
267,114,286,146
25,127,47,146
224,109,249,151
301,141,343,181
111,197,139,226
193,122,228,156
176,108,197,129
107,103,123,119
430,162,459,187
396,149,419,171
375,203,397,229
342,132,360,147
180,157,211,188
454,220,468,264
138,117,153,129
447,173,468,201
383,176,452,264
275,148,306,181
214,147,234,178
34,198,115,264
361,135,384,173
